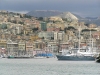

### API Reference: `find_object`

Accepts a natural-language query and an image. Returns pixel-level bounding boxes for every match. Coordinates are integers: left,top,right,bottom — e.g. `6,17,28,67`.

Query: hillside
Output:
27,10,100,25
58,12,79,21
27,10,62,17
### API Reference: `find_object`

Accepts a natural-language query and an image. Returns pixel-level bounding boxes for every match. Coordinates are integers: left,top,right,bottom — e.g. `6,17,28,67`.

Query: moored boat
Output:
7,55,33,59
56,44,97,61
56,54,95,61
95,54,100,63
56,25,96,61
34,53,54,58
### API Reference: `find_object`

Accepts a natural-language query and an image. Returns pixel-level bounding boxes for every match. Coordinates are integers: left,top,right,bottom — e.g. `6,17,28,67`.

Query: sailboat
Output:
56,25,96,61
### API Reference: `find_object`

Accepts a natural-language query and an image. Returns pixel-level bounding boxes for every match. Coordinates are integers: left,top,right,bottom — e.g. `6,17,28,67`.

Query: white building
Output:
54,31,65,41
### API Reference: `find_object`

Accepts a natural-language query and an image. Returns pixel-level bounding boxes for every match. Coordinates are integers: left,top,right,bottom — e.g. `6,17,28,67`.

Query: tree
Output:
51,37,54,40
38,17,43,21
62,18,67,21
24,14,32,19
32,27,38,32
1,24,7,29
82,29,97,32
18,21,24,24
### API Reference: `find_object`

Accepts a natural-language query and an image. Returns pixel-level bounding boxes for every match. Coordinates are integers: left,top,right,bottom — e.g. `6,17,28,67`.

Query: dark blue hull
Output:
56,55,95,61
95,59,100,63
95,56,100,63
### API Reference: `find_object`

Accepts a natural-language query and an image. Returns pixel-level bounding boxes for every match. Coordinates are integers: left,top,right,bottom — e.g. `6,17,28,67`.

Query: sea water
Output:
0,58,100,75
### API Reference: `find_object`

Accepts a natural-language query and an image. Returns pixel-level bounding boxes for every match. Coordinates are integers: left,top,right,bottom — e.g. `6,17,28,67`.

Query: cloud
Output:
0,0,100,17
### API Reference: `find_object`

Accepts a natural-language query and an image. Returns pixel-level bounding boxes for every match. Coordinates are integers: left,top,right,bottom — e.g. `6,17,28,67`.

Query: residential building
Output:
0,39,7,55
54,31,65,41
33,40,46,54
25,41,33,56
0,39,7,49
7,39,18,56
41,22,47,31
38,31,54,40
18,40,26,55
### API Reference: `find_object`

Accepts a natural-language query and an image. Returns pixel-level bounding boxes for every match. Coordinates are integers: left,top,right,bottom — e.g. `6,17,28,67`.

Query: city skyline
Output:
0,0,100,17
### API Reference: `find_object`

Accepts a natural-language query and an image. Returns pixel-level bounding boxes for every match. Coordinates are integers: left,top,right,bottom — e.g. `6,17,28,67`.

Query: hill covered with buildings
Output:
0,10,100,57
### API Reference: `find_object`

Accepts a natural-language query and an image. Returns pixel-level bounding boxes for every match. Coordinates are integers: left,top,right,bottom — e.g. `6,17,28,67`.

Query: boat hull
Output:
7,56,33,59
95,59,100,63
95,56,100,63
56,55,95,61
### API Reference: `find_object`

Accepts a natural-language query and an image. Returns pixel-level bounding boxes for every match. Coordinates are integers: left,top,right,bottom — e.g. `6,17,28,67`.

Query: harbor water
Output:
0,58,100,75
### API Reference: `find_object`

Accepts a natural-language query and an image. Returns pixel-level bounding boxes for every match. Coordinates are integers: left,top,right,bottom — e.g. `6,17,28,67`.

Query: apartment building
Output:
7,39,18,56
25,41,33,56
18,40,26,55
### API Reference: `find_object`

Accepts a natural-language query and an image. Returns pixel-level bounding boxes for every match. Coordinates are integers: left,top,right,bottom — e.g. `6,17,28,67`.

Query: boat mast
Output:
90,28,93,53
78,23,81,52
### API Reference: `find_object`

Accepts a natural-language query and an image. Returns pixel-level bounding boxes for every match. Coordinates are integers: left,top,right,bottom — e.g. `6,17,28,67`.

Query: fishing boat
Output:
56,47,95,61
56,25,96,61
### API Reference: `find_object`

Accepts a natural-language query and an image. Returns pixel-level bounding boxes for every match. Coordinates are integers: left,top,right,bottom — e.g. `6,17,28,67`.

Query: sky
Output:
0,0,100,17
